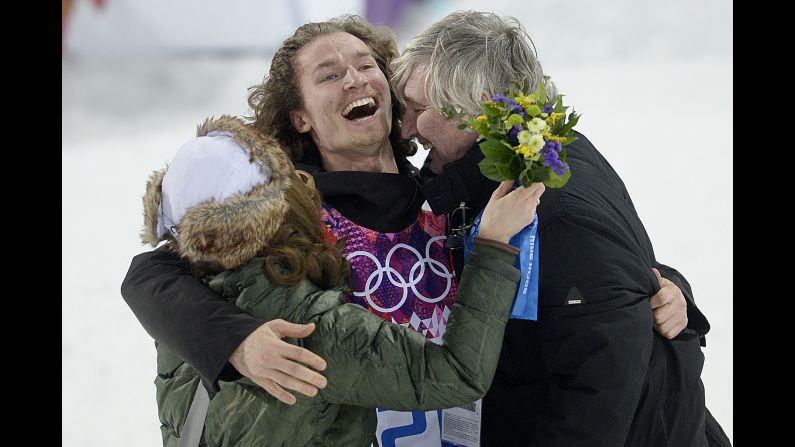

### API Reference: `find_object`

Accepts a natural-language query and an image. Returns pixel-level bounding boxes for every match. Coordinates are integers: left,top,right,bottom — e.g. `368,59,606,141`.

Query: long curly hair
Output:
260,173,350,290
246,15,416,163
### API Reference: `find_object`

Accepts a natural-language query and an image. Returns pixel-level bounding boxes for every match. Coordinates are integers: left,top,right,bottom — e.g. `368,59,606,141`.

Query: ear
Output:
295,170,316,189
289,110,312,134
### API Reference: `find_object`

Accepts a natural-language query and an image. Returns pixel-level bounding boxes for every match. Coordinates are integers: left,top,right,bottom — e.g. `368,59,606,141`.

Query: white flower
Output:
518,130,531,145
529,134,545,151
528,117,548,134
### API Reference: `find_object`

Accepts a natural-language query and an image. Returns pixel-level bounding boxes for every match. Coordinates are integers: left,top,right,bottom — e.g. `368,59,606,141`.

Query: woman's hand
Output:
478,181,545,244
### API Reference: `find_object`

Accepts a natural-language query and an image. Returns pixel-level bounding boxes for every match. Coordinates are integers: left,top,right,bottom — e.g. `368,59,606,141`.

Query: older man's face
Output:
290,32,392,159
400,64,477,175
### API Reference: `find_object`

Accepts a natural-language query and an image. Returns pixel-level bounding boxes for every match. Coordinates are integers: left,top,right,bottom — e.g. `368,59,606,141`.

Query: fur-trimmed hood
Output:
141,115,296,270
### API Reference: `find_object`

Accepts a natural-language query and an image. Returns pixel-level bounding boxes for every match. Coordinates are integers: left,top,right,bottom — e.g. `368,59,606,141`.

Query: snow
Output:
62,1,732,445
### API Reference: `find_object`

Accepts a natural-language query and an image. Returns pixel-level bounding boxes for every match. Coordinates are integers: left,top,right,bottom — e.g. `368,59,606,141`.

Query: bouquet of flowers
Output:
455,82,580,320
459,81,580,188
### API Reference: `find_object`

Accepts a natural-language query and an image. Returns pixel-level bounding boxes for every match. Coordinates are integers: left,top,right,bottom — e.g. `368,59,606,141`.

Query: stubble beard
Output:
350,118,390,152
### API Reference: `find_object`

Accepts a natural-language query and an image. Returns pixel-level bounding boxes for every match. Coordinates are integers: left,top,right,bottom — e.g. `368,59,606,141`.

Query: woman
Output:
141,115,543,446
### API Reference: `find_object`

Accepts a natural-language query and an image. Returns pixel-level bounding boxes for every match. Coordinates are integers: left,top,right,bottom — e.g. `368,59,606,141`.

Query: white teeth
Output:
342,97,376,117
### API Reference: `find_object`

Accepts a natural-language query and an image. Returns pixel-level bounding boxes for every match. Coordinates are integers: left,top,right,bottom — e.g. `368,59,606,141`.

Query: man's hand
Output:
229,319,327,405
650,268,688,339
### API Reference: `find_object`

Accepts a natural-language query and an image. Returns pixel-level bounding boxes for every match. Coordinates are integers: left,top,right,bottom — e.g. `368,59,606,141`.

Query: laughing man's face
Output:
290,32,393,160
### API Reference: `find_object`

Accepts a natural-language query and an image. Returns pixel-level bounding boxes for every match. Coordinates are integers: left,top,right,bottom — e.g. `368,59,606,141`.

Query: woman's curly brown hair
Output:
259,172,350,290
247,15,416,163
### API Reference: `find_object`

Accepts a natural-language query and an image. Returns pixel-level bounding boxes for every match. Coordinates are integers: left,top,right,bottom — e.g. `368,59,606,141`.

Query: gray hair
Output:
392,10,557,117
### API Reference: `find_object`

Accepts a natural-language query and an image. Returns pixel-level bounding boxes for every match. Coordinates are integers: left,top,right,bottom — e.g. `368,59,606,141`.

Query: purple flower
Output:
511,104,525,115
542,147,559,163
543,140,562,153
546,158,569,176
552,161,569,176
507,125,522,143
542,105,554,114
493,93,508,103
542,145,568,172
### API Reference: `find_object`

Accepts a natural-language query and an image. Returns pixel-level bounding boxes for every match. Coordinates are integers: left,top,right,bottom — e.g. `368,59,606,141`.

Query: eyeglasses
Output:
444,202,472,250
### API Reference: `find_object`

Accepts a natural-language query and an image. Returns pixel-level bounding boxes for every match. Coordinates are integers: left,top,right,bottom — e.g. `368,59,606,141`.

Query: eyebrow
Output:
311,51,374,74
353,50,373,59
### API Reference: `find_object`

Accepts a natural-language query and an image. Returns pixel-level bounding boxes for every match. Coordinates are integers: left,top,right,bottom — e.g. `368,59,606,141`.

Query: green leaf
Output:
479,158,505,182
495,156,521,180
553,96,567,114
495,162,514,179
529,163,547,180
519,168,534,187
549,119,564,134
440,106,456,120
519,162,549,187
557,111,580,135
483,102,503,118
561,135,578,146
532,82,547,104
468,119,490,136
543,166,572,188
479,139,514,163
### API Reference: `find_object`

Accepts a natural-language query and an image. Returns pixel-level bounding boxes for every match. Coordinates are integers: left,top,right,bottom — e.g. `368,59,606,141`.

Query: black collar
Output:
419,144,500,216
296,157,424,233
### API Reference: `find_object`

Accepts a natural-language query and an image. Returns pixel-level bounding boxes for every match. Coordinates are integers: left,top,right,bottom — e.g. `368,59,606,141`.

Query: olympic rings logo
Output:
345,236,453,313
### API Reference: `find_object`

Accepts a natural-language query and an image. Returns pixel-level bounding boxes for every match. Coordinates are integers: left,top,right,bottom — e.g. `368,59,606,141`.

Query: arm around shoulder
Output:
121,245,264,393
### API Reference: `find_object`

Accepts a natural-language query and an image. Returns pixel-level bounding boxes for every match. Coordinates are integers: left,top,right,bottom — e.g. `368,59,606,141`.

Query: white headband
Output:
157,131,271,240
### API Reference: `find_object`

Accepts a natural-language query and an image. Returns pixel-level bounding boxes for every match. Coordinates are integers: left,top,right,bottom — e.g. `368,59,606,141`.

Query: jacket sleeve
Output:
120,245,265,394
529,214,657,447
307,243,520,410
610,159,711,343
654,262,711,345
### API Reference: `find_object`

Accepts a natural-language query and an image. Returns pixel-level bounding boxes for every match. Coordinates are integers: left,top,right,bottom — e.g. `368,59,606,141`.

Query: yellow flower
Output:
514,144,541,160
515,92,535,110
542,131,566,143
476,115,488,123
545,112,566,126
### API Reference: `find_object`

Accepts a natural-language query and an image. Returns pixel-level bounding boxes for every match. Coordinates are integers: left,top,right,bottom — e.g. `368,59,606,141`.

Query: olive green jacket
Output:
155,242,519,446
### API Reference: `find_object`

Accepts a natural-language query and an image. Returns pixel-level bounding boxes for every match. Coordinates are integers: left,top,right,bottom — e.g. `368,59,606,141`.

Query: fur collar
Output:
141,115,295,270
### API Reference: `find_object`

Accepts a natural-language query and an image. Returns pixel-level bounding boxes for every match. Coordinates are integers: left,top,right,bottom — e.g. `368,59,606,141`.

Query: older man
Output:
122,13,697,447
392,10,730,447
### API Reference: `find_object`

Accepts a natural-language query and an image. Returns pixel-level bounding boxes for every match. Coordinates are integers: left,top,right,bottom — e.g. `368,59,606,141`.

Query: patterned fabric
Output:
321,205,458,343
321,204,458,446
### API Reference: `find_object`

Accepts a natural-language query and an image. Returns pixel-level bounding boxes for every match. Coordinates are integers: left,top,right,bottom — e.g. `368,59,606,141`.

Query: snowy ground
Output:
63,1,732,445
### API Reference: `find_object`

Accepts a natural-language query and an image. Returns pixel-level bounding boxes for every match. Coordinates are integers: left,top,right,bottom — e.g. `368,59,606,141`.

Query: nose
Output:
401,107,417,139
343,67,367,90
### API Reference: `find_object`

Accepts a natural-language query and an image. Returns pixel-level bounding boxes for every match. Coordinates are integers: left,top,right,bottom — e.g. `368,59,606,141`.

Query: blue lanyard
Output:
464,210,539,320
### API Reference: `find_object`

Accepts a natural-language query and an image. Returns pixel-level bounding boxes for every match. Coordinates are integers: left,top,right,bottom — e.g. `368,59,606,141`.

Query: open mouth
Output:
342,97,379,121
